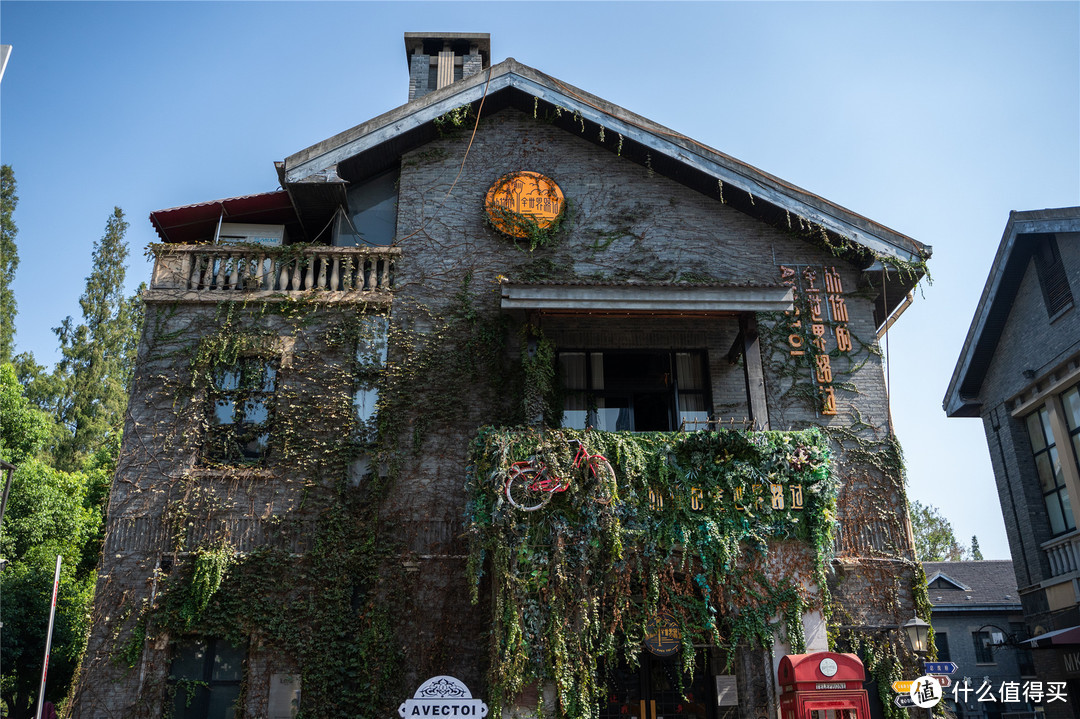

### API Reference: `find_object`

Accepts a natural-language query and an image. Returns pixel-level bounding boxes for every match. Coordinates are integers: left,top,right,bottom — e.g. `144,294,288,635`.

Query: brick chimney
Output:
404,33,490,102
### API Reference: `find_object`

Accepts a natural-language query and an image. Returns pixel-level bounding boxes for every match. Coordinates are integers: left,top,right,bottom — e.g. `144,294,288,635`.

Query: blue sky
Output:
2,1,1078,559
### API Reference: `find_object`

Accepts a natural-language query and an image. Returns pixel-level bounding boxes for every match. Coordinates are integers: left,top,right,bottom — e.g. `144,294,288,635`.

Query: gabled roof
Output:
281,57,929,269
151,55,931,323
925,571,970,591
944,207,1080,417
922,560,1020,610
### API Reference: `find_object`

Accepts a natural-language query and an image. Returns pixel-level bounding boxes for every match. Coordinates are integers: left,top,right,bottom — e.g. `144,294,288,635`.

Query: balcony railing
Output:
1043,530,1080,578
148,244,399,300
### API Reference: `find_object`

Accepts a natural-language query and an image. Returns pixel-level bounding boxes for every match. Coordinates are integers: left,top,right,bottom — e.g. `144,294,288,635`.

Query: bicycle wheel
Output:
590,458,618,505
505,463,552,511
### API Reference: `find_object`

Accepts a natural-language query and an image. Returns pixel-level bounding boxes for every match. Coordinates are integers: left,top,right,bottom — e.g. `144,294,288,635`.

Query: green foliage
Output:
1,165,18,363
0,362,52,464
151,502,403,718
466,426,838,718
970,535,983,560
52,207,144,471
175,543,235,630
487,201,568,252
909,499,966,561
0,457,102,716
433,104,474,136
519,324,559,426
107,301,410,718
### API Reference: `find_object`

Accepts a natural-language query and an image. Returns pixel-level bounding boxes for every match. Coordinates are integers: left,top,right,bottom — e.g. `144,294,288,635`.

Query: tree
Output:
0,365,100,717
1,165,18,363
0,460,100,718
971,535,984,560
51,207,143,471
0,363,51,465
909,499,967,561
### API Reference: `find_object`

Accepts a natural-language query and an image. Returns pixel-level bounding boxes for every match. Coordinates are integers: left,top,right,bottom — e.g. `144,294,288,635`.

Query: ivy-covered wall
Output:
71,105,927,719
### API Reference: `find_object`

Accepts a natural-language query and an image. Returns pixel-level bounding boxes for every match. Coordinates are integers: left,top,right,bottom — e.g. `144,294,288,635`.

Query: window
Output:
353,315,388,430
935,631,950,661
1025,405,1075,535
973,630,995,664
1032,234,1072,318
336,169,398,247
169,638,244,719
559,350,710,432
1011,622,1036,676
206,358,276,464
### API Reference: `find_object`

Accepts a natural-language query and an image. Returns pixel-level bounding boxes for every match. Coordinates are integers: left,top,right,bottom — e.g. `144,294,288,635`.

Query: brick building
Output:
945,207,1080,715
923,561,1037,719
70,33,931,719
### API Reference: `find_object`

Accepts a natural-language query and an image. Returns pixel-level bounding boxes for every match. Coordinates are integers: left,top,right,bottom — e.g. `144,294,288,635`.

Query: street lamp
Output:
902,616,931,655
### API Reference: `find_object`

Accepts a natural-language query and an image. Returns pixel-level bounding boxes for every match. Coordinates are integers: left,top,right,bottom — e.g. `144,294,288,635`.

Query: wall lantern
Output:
902,616,931,655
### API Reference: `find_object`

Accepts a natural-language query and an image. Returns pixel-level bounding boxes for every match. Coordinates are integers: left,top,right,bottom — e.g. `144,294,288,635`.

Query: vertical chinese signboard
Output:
779,265,852,417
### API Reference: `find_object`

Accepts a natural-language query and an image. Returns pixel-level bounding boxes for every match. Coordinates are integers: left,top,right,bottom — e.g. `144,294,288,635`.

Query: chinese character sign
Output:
779,265,852,417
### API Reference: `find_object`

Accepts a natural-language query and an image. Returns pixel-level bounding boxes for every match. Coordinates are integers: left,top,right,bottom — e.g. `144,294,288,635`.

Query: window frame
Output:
934,631,950,662
1025,403,1076,537
557,349,712,432
168,637,245,719
972,630,996,665
204,356,278,465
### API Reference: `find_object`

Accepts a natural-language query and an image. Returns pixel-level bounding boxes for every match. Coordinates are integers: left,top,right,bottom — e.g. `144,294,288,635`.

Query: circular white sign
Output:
818,657,838,677
909,675,943,708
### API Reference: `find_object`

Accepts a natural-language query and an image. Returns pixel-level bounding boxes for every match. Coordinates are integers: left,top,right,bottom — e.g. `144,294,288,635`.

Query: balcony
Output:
1043,530,1080,578
146,244,399,303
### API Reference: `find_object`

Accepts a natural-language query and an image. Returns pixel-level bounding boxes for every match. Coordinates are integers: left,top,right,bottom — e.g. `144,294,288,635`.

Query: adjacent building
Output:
945,207,1080,714
70,33,932,719
923,560,1036,719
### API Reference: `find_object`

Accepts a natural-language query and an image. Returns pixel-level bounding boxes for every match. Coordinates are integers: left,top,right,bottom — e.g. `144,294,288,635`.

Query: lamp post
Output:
902,616,935,719
902,616,931,655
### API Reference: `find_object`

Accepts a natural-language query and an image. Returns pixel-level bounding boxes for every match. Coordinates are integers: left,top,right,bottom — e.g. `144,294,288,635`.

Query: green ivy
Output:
465,426,838,718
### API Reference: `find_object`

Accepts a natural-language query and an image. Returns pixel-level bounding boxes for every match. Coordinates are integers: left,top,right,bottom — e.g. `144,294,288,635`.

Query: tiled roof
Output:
923,560,1020,608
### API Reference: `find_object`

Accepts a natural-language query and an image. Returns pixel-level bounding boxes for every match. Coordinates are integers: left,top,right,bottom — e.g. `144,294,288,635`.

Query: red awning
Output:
149,191,297,244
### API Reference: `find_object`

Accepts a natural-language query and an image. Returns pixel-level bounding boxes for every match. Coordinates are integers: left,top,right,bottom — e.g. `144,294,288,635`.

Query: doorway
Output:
598,650,728,719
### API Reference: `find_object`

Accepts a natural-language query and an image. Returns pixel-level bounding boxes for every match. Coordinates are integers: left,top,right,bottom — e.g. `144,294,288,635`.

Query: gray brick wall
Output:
73,107,919,718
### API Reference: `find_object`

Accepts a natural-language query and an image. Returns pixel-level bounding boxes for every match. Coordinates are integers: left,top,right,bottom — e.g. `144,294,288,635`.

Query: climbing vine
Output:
465,426,838,718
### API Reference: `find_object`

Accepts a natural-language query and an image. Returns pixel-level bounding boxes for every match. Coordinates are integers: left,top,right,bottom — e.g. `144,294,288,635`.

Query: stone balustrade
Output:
1043,530,1080,577
148,244,399,301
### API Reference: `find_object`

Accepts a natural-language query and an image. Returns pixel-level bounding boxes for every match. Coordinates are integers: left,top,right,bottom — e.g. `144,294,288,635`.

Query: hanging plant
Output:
465,426,839,718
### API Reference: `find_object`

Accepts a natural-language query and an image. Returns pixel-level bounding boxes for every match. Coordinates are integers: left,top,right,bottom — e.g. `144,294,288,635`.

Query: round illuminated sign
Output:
643,610,681,657
818,657,838,677
484,171,564,239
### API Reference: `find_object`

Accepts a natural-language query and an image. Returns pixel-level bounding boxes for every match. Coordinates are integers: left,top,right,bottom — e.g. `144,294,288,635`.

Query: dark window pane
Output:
973,631,995,663
934,632,950,661
1027,412,1047,452
560,353,586,390
1063,487,1076,531
1064,387,1080,430
345,169,398,247
559,350,710,432
1047,494,1067,535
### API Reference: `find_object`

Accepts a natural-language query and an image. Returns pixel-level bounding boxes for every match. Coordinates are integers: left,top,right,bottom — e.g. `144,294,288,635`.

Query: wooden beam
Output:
740,313,769,430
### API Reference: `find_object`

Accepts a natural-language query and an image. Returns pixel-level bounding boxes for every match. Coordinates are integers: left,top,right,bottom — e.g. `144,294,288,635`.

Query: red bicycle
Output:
501,439,617,511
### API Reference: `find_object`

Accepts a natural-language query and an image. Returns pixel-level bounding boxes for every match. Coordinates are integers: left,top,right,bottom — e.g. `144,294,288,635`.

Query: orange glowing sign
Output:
484,171,564,238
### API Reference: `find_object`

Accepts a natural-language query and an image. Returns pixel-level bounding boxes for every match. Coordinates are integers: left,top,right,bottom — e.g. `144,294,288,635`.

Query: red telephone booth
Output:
778,652,871,719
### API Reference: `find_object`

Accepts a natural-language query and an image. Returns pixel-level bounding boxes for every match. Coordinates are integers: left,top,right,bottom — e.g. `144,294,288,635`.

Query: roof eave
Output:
282,58,929,268
944,207,1080,417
